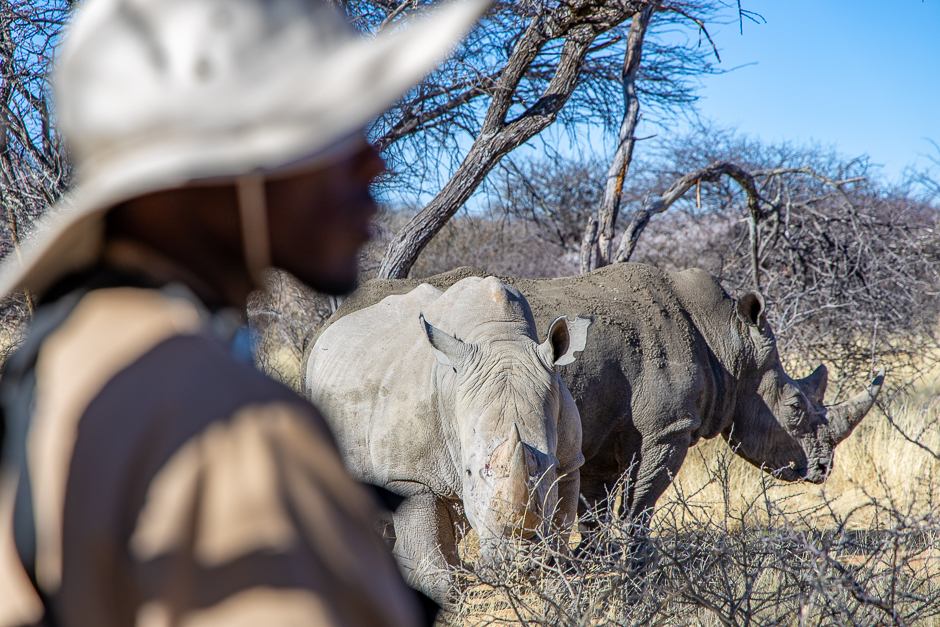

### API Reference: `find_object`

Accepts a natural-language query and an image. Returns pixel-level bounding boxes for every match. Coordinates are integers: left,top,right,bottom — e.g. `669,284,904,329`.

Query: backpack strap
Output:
1,290,88,627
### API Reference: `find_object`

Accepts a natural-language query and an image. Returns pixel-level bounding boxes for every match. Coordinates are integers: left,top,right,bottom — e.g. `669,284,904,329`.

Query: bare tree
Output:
907,138,940,203
585,1,656,272
578,0,739,274
355,0,719,192
376,0,645,279
0,0,73,327
354,0,724,279
0,0,72,259
493,156,606,261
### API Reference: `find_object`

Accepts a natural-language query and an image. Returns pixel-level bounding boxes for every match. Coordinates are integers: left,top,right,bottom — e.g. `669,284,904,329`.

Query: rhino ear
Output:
420,314,469,369
540,315,591,367
736,292,767,330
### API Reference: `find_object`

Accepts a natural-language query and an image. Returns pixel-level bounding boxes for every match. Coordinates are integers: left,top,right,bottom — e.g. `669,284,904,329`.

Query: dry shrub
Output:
375,209,578,280
429,382,940,627
247,269,331,390
630,210,740,277
0,291,30,363
0,1,73,265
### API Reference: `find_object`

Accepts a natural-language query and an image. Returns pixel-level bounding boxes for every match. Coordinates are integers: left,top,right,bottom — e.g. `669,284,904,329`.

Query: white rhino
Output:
322,264,885,530
304,277,588,599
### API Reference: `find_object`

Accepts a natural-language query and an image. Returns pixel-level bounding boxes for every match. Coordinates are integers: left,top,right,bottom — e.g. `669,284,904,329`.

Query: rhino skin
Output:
315,263,885,526
304,277,588,599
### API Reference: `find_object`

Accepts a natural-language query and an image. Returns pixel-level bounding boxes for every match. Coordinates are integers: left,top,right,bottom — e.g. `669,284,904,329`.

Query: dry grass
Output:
659,386,940,531
435,377,940,627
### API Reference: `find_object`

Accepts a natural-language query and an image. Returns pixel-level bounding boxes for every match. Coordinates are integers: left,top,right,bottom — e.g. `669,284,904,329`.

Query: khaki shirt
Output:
0,286,423,627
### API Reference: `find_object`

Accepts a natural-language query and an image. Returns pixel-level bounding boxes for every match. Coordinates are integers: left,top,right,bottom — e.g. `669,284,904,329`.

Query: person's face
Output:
266,140,385,295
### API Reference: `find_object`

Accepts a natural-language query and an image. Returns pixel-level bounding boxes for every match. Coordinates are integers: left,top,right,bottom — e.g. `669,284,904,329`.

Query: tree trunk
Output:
579,216,598,275
590,4,655,272
377,3,641,280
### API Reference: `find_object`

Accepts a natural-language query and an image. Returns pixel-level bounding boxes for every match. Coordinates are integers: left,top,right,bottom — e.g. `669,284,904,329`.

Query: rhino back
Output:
320,268,488,338
301,268,489,389
321,264,737,449
510,265,726,449
423,276,538,343
306,284,461,496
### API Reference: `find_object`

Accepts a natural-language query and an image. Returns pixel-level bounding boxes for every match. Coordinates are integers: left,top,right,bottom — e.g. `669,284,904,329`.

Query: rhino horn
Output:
827,369,886,445
508,422,522,451
508,438,530,507
492,422,523,468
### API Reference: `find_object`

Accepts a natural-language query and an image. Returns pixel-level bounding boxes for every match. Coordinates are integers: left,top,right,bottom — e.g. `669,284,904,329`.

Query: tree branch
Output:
378,1,641,279
613,161,765,288
589,2,656,272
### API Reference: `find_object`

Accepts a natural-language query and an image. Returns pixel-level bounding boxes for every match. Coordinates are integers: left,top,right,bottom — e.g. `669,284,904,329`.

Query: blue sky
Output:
680,0,940,184
400,1,940,209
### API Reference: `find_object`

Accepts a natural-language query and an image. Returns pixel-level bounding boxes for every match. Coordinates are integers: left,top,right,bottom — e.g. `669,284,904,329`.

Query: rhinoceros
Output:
322,263,884,525
303,277,588,598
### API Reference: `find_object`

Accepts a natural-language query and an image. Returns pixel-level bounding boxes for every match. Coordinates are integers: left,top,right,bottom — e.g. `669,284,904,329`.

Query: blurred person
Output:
0,0,487,625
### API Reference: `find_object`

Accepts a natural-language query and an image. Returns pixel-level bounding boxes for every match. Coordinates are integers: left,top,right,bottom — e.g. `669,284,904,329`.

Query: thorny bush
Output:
435,424,940,627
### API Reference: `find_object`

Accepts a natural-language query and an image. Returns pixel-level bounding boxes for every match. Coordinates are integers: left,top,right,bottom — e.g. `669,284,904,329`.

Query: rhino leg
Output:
551,469,579,547
578,429,691,530
555,471,580,527
577,423,643,519
628,432,691,523
392,491,460,602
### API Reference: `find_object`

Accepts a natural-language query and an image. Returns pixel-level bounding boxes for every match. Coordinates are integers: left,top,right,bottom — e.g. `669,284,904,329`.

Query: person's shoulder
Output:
130,332,307,409
91,331,326,440
69,328,340,519
51,285,330,450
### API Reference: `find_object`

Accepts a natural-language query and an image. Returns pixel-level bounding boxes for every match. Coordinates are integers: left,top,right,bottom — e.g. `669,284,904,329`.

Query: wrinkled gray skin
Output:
320,264,884,528
304,277,587,599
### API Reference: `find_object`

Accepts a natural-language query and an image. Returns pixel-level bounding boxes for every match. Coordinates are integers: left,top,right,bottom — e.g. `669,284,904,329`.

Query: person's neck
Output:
102,239,253,310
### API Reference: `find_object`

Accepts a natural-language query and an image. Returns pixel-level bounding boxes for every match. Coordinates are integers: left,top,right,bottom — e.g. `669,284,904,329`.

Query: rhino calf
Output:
304,277,588,599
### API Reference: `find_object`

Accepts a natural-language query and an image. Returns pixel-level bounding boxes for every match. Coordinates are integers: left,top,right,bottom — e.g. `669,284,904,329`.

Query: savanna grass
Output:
436,379,940,627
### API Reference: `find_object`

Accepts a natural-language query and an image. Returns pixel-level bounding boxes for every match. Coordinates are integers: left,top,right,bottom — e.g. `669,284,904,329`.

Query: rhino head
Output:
724,292,885,483
420,312,587,562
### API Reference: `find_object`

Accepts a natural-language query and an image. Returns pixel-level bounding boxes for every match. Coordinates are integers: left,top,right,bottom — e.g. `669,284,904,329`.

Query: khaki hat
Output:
0,0,488,297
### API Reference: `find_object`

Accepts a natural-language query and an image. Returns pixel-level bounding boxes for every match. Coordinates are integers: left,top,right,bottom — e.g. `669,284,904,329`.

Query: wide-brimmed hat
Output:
0,0,488,297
